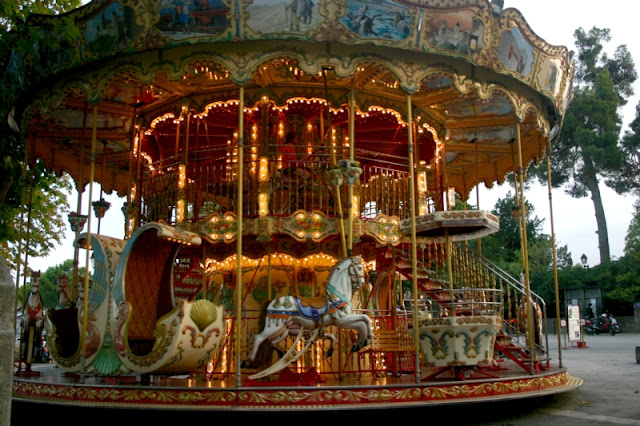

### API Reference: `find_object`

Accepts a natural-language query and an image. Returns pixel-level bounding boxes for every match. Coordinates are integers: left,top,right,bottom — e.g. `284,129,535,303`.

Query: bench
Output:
364,329,415,376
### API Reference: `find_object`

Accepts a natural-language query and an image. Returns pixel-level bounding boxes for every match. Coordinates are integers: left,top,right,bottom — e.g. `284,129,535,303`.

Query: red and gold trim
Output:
13,371,578,410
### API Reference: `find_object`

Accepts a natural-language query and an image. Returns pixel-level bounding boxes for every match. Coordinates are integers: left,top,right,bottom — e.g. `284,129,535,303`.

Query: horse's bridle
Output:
347,257,366,289
59,279,71,303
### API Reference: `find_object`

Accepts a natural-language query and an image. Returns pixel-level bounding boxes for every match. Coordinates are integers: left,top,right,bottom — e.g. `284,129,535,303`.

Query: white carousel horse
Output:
21,272,44,362
56,274,73,309
247,256,371,376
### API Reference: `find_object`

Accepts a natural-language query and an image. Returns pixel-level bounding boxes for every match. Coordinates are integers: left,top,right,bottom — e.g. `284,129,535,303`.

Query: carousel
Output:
10,0,581,411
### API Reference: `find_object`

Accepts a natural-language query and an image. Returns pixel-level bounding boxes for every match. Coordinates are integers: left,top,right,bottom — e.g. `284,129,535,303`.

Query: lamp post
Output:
580,253,589,270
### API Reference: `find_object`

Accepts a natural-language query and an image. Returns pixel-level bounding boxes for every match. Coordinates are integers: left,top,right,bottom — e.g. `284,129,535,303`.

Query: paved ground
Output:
443,332,640,425
12,332,640,424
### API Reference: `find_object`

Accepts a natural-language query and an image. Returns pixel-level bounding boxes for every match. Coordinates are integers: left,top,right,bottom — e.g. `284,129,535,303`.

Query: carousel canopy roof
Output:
13,0,573,199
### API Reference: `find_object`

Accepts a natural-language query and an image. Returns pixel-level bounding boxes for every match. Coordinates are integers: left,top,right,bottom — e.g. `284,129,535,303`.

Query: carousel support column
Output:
474,139,481,254
202,246,208,300
13,135,30,337
235,86,245,387
127,107,136,207
95,141,108,234
347,87,355,255
441,133,454,305
80,104,98,384
72,103,88,301
510,141,524,254
324,69,347,258
441,139,450,211
257,155,270,239
546,143,562,367
333,174,347,259
267,244,272,300
406,95,421,383
20,152,37,319
135,129,143,230
515,121,535,374
258,94,271,225
124,111,137,238
445,229,453,291
177,107,190,227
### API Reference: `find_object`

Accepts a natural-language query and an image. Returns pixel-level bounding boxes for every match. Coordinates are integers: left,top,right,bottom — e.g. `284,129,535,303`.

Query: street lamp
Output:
580,253,589,270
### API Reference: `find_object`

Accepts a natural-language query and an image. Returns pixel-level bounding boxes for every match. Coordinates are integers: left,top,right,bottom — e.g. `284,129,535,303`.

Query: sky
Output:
25,0,640,276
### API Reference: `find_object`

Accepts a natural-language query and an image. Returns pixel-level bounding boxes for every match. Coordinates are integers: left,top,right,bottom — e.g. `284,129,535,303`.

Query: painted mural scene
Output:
4,0,640,415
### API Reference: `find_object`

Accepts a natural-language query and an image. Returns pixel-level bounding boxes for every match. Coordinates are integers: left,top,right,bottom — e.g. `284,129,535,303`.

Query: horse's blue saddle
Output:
296,299,328,322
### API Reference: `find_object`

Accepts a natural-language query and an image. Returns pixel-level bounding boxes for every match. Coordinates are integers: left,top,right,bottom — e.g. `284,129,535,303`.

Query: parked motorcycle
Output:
609,314,622,334
585,313,620,335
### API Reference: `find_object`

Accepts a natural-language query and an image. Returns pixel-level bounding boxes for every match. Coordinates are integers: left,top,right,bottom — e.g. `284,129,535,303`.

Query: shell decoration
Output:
189,299,218,332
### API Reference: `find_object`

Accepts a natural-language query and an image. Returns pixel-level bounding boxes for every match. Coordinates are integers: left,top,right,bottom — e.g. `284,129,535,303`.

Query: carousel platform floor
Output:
12,359,582,412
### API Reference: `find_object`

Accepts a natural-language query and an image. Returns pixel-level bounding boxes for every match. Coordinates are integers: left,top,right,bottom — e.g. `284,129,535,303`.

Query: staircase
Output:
393,241,550,373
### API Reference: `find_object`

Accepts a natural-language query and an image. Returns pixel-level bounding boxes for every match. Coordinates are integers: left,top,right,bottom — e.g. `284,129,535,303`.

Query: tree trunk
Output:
584,167,611,263
0,175,12,208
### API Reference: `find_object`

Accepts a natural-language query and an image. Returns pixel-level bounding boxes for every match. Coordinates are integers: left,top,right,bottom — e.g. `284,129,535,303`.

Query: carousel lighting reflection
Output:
204,252,339,272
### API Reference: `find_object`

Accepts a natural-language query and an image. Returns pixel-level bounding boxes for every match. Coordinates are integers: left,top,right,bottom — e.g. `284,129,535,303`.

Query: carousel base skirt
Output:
12,362,582,411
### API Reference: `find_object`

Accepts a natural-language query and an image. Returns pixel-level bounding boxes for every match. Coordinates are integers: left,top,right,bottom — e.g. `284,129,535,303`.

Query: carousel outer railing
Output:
138,148,414,225
459,244,549,355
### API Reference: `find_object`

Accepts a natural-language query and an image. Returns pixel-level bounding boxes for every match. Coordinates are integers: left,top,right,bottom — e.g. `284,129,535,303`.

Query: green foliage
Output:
605,201,640,313
39,259,75,308
18,259,84,309
470,189,579,314
531,27,637,264
0,1,80,272
615,103,640,195
472,190,542,264
0,160,72,271
573,27,637,102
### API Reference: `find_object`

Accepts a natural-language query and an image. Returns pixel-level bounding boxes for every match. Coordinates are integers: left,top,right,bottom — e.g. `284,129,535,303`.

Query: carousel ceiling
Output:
18,0,573,200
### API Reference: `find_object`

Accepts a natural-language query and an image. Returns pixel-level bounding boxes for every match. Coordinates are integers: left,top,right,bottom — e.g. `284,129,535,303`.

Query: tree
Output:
533,27,637,264
614,102,640,194
1,0,80,206
0,0,80,270
472,190,573,311
0,161,72,271
475,191,543,264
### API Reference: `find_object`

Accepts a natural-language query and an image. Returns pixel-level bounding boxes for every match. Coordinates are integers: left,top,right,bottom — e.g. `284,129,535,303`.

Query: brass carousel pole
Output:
323,68,347,258
20,149,36,313
13,136,33,350
19,157,36,370
546,140,563,367
13,134,30,336
72,102,88,302
235,86,245,387
124,106,137,239
440,139,454,292
267,244,272,301
96,142,107,234
347,86,355,255
406,95,421,383
202,246,208,300
80,103,98,383
510,140,524,254
515,121,535,374
474,139,481,254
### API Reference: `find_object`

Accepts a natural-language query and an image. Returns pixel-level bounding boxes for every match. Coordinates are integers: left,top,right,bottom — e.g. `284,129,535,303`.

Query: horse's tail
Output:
247,300,273,367
258,299,270,331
